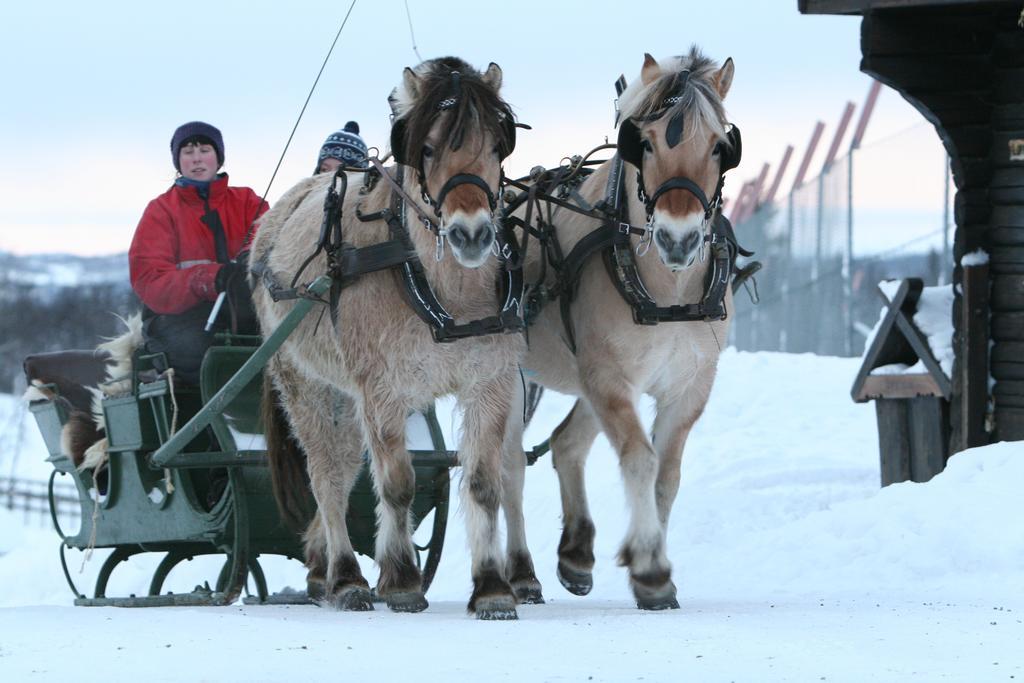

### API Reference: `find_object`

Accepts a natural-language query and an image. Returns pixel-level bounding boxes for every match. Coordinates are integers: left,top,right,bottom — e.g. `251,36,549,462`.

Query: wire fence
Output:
729,122,951,357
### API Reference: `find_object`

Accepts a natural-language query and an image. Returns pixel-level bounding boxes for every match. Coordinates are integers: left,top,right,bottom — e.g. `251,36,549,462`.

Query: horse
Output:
252,57,527,619
502,47,740,610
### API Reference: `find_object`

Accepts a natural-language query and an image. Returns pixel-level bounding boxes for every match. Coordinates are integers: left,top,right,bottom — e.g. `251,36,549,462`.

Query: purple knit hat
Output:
170,121,225,171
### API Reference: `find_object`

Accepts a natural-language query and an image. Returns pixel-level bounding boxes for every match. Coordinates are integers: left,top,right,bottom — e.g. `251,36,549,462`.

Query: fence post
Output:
845,151,854,356
942,154,951,285
782,191,794,352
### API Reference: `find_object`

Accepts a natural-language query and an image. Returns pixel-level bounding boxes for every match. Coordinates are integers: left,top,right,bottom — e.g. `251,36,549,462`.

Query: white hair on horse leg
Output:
459,476,505,573
620,443,668,576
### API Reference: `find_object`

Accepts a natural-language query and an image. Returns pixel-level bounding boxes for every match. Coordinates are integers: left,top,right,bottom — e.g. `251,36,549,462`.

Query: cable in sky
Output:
248,0,358,240
404,0,424,62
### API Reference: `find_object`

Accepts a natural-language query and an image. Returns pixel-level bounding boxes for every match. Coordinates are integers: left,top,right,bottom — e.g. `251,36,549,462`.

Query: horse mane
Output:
392,56,514,166
618,46,729,147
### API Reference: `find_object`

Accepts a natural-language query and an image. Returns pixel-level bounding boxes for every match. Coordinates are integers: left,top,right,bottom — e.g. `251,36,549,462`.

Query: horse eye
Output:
422,145,434,159
492,143,502,156
641,139,653,154
712,142,723,156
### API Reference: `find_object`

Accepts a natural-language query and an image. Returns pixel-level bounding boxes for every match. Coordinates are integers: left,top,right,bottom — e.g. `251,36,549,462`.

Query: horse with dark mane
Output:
503,47,741,610
253,57,526,619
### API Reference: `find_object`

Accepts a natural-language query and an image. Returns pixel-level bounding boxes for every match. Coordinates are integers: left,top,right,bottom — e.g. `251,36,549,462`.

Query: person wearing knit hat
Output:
315,121,369,174
170,121,225,175
127,121,268,384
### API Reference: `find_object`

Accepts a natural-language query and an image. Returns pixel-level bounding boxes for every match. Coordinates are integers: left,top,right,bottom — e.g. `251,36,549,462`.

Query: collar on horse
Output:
502,145,753,354
254,161,525,344
548,155,747,352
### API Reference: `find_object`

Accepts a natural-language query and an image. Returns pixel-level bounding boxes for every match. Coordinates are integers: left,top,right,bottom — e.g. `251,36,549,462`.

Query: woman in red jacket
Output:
129,121,267,384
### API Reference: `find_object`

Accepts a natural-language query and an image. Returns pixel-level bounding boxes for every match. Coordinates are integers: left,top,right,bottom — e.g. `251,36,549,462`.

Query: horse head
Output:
389,57,517,268
617,48,739,271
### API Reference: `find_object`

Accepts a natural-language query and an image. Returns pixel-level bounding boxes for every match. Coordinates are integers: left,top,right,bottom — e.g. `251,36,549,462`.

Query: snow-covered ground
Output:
1,350,1021,682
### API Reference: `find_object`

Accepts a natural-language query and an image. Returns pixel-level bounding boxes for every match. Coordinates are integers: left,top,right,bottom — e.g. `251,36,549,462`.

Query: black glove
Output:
215,261,244,293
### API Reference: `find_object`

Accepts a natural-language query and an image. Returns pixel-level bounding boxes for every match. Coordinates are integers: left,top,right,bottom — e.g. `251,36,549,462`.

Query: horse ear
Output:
714,58,735,100
482,62,503,91
402,67,421,99
640,53,661,86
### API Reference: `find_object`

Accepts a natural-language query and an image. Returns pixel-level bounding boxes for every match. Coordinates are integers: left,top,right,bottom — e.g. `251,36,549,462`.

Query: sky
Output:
0,0,940,256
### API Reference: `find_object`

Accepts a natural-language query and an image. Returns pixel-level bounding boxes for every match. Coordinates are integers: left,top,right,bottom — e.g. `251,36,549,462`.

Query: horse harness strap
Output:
256,161,524,344
372,165,525,342
549,155,744,353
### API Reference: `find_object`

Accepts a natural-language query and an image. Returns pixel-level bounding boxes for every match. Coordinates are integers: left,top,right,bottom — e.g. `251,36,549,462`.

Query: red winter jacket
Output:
129,174,267,315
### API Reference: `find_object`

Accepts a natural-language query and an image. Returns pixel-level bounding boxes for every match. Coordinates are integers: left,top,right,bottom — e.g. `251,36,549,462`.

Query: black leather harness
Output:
508,154,751,354
253,164,524,344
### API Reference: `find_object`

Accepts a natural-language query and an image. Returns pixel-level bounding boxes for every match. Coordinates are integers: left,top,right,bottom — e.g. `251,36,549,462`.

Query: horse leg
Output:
583,377,678,611
651,386,711,529
461,377,518,620
501,381,544,604
550,399,601,596
302,514,328,601
360,394,427,613
272,360,372,610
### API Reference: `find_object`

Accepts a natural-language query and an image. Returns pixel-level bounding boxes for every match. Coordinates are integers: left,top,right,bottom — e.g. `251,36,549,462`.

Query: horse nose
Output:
447,220,494,252
654,227,702,267
681,230,701,254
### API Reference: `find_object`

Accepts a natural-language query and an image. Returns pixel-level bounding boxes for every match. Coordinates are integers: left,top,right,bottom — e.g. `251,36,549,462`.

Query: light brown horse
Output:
502,48,738,610
252,57,526,619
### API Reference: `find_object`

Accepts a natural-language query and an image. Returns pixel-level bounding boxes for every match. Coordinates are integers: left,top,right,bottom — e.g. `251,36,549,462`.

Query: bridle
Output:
498,68,751,352
615,70,742,231
254,67,526,344
387,70,517,255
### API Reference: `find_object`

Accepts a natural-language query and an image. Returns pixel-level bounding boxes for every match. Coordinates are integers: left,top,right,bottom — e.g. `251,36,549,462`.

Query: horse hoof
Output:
474,595,518,620
384,591,429,613
636,595,680,611
513,583,545,605
556,564,593,596
306,578,326,603
633,577,679,610
329,586,374,612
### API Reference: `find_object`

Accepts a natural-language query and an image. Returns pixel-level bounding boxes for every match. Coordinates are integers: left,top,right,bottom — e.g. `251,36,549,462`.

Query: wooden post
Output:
957,262,990,451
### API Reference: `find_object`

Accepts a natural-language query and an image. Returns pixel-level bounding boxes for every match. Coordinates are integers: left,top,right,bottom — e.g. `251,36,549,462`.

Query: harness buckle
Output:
635,216,654,257
435,233,445,262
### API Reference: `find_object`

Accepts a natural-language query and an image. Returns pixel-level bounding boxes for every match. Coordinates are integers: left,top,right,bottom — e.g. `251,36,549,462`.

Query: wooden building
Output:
799,0,1024,450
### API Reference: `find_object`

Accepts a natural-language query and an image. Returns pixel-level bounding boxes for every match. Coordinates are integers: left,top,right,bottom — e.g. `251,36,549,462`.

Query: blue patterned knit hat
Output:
316,121,369,172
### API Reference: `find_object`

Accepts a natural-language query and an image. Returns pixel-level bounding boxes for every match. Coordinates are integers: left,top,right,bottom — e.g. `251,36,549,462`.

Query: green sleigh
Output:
29,276,455,607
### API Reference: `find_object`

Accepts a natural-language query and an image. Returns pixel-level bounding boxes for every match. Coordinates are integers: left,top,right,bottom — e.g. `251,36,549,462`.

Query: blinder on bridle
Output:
388,70,518,217
389,103,518,168
617,120,741,177
615,69,741,221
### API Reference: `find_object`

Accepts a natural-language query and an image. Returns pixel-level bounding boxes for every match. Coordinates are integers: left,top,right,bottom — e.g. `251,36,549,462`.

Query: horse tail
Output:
262,378,313,531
